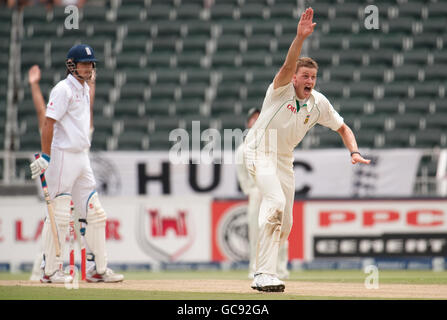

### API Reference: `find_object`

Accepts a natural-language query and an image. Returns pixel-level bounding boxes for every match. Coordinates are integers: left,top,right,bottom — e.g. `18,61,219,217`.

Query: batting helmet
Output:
66,44,97,81
66,44,97,63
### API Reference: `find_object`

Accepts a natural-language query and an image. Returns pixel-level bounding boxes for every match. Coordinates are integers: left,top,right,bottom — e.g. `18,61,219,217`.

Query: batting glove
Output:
30,153,50,179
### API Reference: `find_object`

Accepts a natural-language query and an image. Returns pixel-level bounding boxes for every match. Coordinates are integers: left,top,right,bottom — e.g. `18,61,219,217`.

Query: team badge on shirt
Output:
304,114,310,124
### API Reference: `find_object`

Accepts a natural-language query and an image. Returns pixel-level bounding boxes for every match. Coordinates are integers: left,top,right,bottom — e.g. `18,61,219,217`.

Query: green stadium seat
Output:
333,3,360,19
211,100,237,116
251,68,275,86
327,19,356,34
152,69,180,85
383,83,410,98
335,99,366,115
175,4,203,20
146,53,172,68
239,4,267,20
412,34,439,50
176,53,203,68
434,98,447,113
175,100,202,116
387,18,415,35
357,114,387,131
94,83,113,101
122,117,150,134
121,38,148,54
152,117,180,132
397,2,424,19
373,99,400,114
312,35,345,50
246,36,271,53
149,85,176,101
403,50,430,65
23,6,49,24
81,6,108,23
413,83,440,99
180,36,208,54
348,35,374,50
377,34,404,50
315,129,345,148
248,21,278,37
307,3,330,19
310,50,334,66
186,21,212,37
384,130,411,148
145,100,173,116
245,83,269,101
404,98,431,114
116,53,144,69
19,132,41,151
151,38,177,54
268,5,297,20
219,21,247,37
393,67,420,82
242,98,264,114
317,82,345,99
116,6,143,21
179,84,206,100
220,69,247,84
329,66,356,82
210,4,236,21
185,69,211,85
211,53,237,68
427,3,447,19
421,18,446,34
154,21,183,38
216,83,241,100
117,131,149,150
216,35,242,53
93,116,115,135
337,50,364,66
113,100,143,118
148,131,173,150
349,82,376,99
220,115,245,130
424,65,447,81
425,114,447,130
368,50,395,67
241,52,268,67
433,51,447,65
147,5,173,21
16,159,32,180
359,66,385,82
393,114,422,130
126,21,152,36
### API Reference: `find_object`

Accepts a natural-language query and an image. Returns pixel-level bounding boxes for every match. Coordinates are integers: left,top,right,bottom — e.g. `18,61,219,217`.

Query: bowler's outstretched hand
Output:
297,7,317,39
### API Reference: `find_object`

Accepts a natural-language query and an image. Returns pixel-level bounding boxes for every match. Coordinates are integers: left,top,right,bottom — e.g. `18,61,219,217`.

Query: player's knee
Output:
52,194,71,225
86,192,107,226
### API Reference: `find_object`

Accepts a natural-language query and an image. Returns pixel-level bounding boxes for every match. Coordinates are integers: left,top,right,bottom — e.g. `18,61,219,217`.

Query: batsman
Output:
245,8,371,292
30,44,123,283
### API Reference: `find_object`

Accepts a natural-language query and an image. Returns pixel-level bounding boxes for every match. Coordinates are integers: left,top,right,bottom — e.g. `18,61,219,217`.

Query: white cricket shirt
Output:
46,74,91,152
244,82,344,157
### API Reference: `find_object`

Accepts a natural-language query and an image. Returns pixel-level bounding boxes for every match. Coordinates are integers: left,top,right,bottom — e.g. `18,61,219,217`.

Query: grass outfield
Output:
1,270,447,300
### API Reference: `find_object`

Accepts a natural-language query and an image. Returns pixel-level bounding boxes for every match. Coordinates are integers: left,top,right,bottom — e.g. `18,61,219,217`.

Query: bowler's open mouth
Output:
304,86,312,94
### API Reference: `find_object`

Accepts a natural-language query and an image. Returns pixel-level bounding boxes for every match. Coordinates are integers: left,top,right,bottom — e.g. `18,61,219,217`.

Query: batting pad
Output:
85,193,108,274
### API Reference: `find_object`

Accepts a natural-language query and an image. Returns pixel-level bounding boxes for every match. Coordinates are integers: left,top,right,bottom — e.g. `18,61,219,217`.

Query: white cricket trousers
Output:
41,147,96,275
247,188,289,277
245,151,295,277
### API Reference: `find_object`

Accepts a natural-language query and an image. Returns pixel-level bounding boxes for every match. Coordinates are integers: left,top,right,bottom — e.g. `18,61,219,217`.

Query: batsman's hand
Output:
30,153,50,179
28,65,41,85
297,7,316,39
351,153,371,165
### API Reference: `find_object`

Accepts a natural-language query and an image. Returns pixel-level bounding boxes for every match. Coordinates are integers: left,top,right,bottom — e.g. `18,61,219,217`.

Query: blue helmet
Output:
66,44,97,63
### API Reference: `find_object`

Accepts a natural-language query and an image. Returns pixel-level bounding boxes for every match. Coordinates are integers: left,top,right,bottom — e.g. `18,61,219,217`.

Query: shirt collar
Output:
295,91,316,113
67,74,88,92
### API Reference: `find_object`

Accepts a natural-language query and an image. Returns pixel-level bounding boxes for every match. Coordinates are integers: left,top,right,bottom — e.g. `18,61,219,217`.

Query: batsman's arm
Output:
337,123,371,165
273,7,316,89
41,117,56,156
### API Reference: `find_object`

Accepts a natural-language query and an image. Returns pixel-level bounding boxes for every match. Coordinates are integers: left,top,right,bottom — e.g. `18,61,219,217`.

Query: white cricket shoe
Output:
86,268,124,283
251,273,285,292
40,270,73,284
